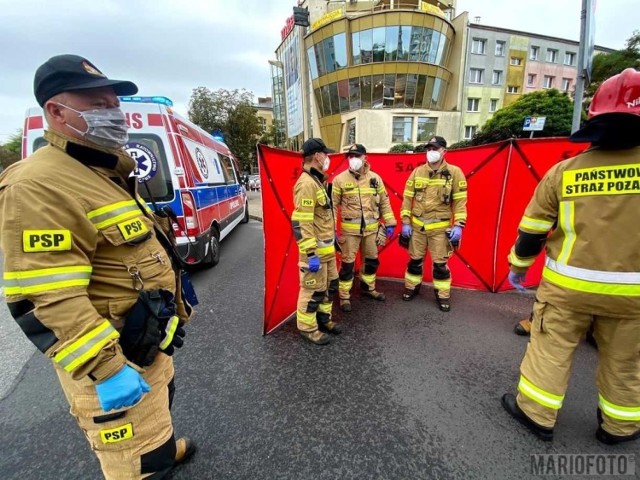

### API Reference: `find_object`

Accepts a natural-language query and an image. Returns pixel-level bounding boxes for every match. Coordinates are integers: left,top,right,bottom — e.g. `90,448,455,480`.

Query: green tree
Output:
0,129,22,171
259,123,279,146
473,89,575,145
187,87,264,171
388,142,415,153
587,30,640,98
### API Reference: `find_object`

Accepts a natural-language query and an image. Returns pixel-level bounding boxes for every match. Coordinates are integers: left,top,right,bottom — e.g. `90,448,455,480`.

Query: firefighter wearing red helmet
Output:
503,68,640,444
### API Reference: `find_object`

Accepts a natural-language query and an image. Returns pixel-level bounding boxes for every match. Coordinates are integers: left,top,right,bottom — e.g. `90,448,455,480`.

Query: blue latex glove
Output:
386,226,395,238
508,271,527,292
449,226,462,243
96,365,151,412
401,224,412,237
307,255,321,272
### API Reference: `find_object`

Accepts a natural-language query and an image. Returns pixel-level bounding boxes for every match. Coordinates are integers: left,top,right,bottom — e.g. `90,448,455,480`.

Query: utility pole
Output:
572,0,596,133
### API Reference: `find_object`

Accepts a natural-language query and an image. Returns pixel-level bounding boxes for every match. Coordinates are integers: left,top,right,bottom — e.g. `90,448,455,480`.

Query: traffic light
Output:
293,6,310,27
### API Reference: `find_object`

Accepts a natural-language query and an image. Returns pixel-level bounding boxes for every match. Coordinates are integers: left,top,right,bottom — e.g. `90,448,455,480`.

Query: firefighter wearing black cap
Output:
503,69,640,444
332,144,396,312
399,136,467,312
0,55,195,479
291,137,341,345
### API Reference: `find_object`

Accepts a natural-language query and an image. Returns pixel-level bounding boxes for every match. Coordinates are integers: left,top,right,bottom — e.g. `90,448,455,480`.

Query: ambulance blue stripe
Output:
148,186,243,215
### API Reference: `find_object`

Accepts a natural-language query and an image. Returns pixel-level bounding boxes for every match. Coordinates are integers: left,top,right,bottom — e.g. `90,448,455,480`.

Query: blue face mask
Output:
58,103,129,149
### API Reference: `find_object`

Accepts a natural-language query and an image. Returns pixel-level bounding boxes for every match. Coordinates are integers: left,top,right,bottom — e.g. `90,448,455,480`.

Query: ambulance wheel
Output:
241,202,249,223
203,229,220,267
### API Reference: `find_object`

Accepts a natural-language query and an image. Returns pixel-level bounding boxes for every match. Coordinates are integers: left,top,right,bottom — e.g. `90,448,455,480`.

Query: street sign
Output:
523,116,546,131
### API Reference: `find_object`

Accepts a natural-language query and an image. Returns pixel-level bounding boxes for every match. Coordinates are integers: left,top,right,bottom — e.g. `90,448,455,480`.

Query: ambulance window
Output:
219,154,237,185
127,134,174,203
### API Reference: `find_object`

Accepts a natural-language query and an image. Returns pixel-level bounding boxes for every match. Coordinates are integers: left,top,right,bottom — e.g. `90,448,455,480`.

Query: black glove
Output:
157,304,186,356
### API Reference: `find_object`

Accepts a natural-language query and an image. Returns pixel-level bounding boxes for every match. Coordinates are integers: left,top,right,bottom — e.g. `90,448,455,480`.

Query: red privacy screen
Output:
258,139,588,334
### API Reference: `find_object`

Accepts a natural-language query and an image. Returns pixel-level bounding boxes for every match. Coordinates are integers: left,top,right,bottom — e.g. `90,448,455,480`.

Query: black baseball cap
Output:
347,144,367,156
425,136,447,149
302,138,335,156
34,54,138,107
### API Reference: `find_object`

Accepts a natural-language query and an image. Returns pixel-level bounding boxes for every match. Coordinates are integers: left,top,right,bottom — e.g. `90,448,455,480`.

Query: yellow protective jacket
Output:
291,165,336,259
401,159,468,231
509,146,640,317
0,130,189,382
332,165,396,236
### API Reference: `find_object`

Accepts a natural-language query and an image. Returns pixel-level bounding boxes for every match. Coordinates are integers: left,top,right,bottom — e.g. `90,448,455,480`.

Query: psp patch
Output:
125,142,158,183
301,198,314,207
100,423,134,444
304,279,317,287
23,230,72,252
117,218,149,241
458,180,467,188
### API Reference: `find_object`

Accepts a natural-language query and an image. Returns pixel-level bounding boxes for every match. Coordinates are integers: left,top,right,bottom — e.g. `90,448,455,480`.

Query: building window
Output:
562,78,572,92
527,74,537,86
417,117,438,142
546,49,558,63
510,57,522,66
564,52,576,66
530,46,539,61
489,99,498,112
469,68,484,84
492,70,503,85
346,118,356,145
543,75,555,89
392,116,414,143
471,38,486,54
507,85,519,94
495,41,506,56
467,98,480,112
464,125,477,139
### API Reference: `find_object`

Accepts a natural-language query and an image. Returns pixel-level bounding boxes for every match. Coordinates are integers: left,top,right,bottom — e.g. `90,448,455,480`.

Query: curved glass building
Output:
274,0,467,152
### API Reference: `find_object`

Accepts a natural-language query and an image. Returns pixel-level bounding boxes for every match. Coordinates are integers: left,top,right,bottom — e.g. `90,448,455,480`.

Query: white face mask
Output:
348,156,363,172
322,155,330,172
58,103,129,149
427,150,442,164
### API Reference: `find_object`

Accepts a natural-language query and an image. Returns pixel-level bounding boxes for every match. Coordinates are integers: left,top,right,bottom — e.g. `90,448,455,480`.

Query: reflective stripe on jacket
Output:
0,130,184,381
511,146,640,316
332,166,396,236
401,160,467,229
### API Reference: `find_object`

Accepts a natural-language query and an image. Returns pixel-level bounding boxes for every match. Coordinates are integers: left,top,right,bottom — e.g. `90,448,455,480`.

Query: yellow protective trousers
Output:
57,353,177,479
404,227,452,299
517,301,640,436
296,255,339,332
338,233,378,299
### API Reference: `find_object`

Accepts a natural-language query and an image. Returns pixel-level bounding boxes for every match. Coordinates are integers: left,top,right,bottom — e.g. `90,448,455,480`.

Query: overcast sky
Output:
0,0,636,144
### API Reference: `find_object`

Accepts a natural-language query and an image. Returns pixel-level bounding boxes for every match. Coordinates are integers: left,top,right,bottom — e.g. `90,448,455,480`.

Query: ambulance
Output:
22,96,249,268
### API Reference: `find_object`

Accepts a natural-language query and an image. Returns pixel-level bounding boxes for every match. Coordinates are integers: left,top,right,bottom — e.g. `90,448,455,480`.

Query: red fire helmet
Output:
588,68,640,119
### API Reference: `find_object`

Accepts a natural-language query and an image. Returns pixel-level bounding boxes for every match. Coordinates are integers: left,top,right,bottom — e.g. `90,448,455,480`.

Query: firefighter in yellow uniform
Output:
0,55,195,479
502,69,640,444
291,138,341,345
332,144,397,312
400,136,467,312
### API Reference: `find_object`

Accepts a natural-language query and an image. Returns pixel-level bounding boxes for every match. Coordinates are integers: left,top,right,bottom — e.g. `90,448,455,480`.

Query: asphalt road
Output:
1,222,638,479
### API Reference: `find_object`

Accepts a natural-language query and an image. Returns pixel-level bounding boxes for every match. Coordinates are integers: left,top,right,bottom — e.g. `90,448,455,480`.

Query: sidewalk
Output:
247,190,262,221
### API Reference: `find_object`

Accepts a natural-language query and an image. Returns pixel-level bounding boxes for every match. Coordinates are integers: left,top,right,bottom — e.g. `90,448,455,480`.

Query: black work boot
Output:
363,290,385,301
340,300,352,312
175,437,197,464
300,330,330,345
501,393,554,441
596,408,640,444
318,320,342,335
514,318,532,336
402,287,419,301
